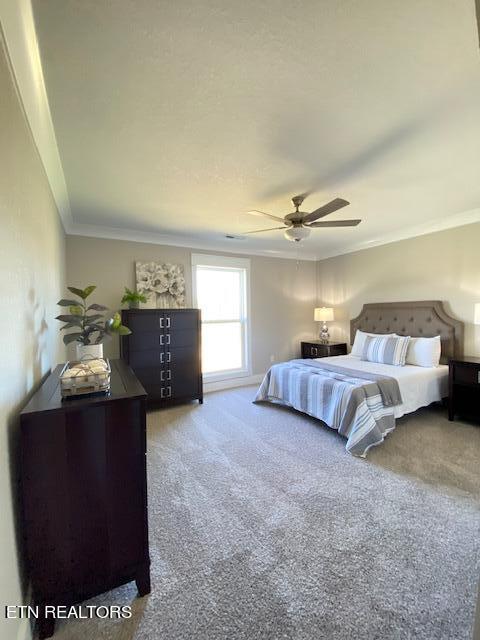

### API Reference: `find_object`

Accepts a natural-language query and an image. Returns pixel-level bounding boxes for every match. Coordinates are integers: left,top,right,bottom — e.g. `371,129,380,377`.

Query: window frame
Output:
191,253,252,382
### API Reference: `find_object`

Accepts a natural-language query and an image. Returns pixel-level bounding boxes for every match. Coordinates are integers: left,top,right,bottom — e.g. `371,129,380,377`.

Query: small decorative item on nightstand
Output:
314,307,334,342
448,356,480,423
301,340,347,359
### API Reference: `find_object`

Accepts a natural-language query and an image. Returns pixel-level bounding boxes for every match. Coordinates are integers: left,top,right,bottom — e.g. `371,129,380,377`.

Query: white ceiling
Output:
31,0,480,259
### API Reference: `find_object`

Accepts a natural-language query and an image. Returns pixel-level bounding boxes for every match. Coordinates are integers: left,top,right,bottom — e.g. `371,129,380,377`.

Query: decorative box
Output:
60,357,111,398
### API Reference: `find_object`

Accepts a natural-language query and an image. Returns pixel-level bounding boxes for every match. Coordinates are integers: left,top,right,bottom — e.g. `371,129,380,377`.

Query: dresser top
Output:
122,308,200,313
21,359,146,417
302,340,346,346
449,355,480,366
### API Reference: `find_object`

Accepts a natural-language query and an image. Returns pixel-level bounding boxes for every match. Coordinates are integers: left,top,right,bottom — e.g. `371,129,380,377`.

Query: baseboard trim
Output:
204,374,263,394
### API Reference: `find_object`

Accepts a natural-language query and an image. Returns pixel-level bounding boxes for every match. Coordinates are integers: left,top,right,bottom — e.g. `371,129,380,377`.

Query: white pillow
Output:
351,330,395,357
404,335,441,367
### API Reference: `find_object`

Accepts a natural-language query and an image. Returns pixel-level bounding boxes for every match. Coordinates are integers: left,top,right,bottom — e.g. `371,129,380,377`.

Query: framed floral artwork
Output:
135,262,186,309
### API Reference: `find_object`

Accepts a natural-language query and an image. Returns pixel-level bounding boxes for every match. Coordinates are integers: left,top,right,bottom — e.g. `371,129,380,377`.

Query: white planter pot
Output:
76,343,104,361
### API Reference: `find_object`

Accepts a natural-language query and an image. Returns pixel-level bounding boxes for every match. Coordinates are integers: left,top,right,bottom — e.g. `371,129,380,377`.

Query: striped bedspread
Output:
254,359,403,457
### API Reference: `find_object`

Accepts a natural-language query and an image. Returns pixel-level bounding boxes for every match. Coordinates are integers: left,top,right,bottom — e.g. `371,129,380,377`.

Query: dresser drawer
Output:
328,345,348,357
129,349,164,369
133,367,162,387
164,328,199,348
453,364,480,386
301,342,347,359
164,312,198,332
159,373,200,400
128,332,163,351
127,312,163,333
169,344,199,365
304,344,318,357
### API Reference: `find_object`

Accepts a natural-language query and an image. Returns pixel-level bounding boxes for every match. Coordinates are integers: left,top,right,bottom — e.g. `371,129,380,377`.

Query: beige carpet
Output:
53,386,480,640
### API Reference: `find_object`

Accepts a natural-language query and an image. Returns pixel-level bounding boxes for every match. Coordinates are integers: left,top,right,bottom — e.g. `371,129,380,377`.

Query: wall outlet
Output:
270,354,275,363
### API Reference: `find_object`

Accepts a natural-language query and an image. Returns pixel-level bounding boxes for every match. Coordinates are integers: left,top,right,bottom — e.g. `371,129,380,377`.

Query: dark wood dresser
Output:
448,356,480,422
301,341,348,359
20,359,150,639
121,308,202,405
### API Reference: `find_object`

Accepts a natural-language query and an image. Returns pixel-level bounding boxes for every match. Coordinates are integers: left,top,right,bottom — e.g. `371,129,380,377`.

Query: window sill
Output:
202,369,252,383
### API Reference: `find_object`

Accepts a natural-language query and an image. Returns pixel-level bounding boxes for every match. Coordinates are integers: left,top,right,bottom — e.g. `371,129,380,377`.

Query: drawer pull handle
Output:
160,370,172,382
159,317,164,329
160,334,171,345
160,352,164,364
167,386,172,398
166,351,171,363
166,334,171,345
160,335,164,345
166,317,171,328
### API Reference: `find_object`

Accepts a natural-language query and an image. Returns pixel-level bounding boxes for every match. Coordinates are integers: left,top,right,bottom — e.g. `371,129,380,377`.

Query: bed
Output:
255,301,464,456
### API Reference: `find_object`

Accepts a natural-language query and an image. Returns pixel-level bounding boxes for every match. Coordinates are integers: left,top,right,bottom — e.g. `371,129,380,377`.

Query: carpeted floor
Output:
54,386,480,640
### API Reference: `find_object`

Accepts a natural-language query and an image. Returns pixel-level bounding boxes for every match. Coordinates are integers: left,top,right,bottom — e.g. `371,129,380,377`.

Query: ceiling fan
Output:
245,195,361,242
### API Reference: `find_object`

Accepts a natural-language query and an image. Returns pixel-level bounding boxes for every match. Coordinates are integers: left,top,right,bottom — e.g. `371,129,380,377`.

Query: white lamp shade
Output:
474,303,480,325
314,307,334,322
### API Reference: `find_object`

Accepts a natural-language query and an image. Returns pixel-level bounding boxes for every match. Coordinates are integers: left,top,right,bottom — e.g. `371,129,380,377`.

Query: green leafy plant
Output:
56,285,131,345
121,287,147,307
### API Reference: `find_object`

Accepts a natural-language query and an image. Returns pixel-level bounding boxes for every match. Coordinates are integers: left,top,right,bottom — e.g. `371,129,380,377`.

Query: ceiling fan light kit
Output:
245,195,361,243
284,226,311,242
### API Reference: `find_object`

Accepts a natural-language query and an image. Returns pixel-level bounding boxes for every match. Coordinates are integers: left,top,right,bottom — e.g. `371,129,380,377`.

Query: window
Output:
192,254,251,381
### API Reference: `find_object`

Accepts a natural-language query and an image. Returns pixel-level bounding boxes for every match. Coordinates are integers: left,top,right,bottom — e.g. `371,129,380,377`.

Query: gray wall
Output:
0,34,65,640
316,222,480,355
66,236,318,374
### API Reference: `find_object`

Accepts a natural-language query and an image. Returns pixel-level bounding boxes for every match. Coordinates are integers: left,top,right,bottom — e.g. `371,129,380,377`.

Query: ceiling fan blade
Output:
247,210,286,224
307,219,361,227
243,226,287,234
302,198,350,224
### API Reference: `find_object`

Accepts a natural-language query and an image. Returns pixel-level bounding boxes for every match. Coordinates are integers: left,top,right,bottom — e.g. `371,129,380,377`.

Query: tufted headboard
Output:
350,301,464,363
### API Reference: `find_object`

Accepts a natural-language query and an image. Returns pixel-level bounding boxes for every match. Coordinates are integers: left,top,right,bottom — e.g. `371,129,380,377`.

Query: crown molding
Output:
0,0,72,229
315,207,480,261
66,221,320,261
68,208,480,264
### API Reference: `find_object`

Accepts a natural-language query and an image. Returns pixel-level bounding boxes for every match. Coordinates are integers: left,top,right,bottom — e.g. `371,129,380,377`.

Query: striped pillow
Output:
362,334,410,366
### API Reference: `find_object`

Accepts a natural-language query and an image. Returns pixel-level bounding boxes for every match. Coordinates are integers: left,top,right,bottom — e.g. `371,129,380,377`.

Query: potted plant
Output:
121,287,147,309
56,285,131,360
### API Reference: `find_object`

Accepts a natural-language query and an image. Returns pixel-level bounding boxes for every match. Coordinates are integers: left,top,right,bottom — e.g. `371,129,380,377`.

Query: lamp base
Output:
319,323,330,344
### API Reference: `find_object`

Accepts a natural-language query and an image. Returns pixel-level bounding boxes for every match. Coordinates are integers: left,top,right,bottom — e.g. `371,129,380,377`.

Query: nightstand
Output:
301,341,347,359
448,356,480,422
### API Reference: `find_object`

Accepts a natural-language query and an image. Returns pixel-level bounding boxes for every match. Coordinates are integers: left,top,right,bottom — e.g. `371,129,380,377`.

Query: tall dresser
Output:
121,308,202,405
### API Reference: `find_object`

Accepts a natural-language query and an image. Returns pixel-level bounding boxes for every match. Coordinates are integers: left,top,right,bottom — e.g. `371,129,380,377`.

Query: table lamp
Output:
314,307,334,343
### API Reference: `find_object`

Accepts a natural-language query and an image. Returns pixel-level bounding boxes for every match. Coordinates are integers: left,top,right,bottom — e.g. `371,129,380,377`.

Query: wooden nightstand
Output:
448,356,480,422
301,340,347,359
